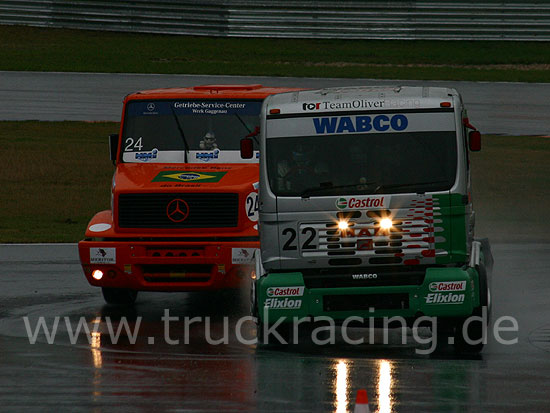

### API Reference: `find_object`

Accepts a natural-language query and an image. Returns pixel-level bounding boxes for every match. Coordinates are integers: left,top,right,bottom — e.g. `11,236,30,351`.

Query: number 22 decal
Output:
282,227,317,250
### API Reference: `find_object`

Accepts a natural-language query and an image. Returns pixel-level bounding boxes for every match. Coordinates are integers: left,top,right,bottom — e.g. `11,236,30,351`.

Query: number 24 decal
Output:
124,137,143,152
245,192,259,222
282,227,316,250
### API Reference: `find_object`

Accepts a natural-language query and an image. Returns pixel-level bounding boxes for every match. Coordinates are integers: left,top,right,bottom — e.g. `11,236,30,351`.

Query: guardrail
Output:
1,0,550,41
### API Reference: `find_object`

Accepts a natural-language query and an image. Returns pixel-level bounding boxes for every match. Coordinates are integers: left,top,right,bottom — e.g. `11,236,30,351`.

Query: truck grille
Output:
118,193,238,229
299,197,447,266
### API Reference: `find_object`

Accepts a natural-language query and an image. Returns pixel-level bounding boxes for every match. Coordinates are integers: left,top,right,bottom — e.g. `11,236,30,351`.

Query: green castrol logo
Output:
336,198,348,209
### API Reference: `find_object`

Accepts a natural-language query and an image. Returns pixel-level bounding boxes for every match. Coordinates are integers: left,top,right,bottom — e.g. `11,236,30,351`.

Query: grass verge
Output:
1,121,549,243
1,25,550,82
471,135,550,243
0,121,117,242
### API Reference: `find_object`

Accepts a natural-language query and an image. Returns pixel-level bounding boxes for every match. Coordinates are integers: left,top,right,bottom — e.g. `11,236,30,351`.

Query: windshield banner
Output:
127,100,262,117
267,112,456,138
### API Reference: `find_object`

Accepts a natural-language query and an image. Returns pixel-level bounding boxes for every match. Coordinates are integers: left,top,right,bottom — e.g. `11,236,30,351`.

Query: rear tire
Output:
102,287,138,306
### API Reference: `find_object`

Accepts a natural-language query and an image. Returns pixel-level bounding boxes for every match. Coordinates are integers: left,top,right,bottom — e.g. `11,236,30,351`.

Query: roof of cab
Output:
265,86,461,114
124,84,304,101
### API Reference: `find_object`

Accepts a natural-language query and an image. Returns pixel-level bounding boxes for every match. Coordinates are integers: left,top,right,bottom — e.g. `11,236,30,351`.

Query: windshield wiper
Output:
170,105,190,162
374,180,450,193
235,113,260,144
301,181,376,198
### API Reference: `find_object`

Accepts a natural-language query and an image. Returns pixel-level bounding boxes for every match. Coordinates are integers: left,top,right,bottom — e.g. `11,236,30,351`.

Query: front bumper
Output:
256,266,479,323
79,239,257,291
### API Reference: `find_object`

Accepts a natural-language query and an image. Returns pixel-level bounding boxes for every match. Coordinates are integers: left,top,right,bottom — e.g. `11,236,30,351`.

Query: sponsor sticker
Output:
313,114,408,134
429,281,467,292
90,248,116,264
336,196,390,210
135,148,158,162
302,100,385,111
266,286,305,297
351,273,378,280
196,149,220,162
264,298,303,309
152,170,227,183
231,248,255,264
127,100,262,117
425,292,465,305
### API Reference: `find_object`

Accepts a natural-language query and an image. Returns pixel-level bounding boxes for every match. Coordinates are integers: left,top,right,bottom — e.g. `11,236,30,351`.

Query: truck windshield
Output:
122,99,262,163
266,131,457,196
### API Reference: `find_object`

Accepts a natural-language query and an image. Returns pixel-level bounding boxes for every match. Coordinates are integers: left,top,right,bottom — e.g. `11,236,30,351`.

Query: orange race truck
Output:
78,85,301,305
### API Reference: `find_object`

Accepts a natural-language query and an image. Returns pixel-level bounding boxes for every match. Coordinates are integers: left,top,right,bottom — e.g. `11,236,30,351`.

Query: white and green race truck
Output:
252,86,492,352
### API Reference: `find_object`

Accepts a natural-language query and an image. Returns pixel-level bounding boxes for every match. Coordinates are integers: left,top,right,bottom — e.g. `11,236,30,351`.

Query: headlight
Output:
379,218,393,230
338,220,349,231
92,270,104,280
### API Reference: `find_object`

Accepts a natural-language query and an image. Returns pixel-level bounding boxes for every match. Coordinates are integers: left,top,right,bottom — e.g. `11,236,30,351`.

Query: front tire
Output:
102,287,138,306
256,319,292,345
454,264,489,354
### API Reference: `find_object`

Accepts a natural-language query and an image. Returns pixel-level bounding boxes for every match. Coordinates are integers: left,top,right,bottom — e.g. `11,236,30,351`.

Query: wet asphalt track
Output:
1,72,550,412
1,243,550,412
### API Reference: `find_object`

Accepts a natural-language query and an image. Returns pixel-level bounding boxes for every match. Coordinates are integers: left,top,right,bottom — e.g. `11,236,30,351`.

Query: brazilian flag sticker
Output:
152,170,227,183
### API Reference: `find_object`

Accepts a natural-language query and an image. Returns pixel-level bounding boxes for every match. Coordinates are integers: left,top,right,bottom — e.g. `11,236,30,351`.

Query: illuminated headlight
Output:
92,270,104,280
379,218,393,230
338,220,349,231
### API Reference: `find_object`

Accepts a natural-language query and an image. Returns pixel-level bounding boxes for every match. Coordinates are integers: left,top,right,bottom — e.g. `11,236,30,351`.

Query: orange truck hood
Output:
109,162,260,237
114,162,259,193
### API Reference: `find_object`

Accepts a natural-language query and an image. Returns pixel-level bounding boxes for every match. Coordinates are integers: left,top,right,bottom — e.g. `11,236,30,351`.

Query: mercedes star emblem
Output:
166,198,189,223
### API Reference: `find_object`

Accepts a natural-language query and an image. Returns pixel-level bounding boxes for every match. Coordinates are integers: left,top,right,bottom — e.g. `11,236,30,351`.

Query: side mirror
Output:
469,130,481,152
240,137,254,159
109,134,119,164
